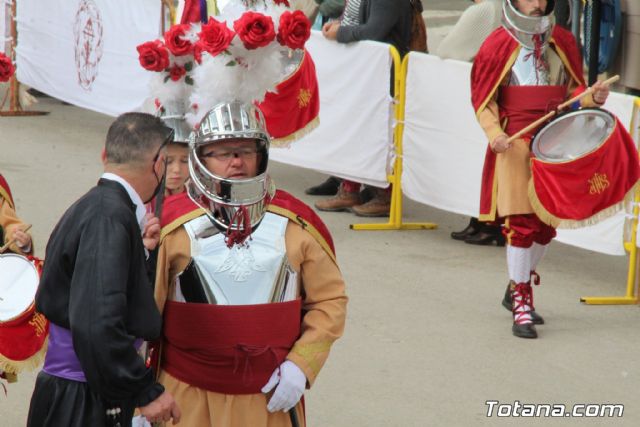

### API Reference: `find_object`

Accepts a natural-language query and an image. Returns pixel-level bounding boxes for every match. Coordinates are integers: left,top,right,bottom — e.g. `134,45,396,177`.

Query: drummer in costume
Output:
0,173,43,384
471,0,610,338
154,101,348,427
27,113,181,427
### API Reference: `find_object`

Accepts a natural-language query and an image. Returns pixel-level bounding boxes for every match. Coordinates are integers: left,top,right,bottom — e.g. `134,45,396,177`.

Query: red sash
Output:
498,85,566,137
162,299,301,394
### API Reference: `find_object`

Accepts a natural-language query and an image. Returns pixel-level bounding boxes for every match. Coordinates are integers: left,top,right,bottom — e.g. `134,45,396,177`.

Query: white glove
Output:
261,360,306,412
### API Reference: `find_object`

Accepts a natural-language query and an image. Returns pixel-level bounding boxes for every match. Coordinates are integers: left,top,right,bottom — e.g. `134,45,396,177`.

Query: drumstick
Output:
0,224,32,253
506,75,620,144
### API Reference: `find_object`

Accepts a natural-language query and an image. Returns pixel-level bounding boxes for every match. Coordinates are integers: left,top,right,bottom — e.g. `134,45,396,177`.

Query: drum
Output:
531,109,616,162
0,254,48,374
529,108,640,228
0,253,39,323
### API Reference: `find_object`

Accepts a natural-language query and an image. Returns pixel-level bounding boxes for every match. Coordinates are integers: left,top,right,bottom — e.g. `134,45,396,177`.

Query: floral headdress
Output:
136,0,311,127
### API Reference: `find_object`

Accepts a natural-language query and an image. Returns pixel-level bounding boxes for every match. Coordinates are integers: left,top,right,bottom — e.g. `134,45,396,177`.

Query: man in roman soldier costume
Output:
471,0,610,338
153,100,348,426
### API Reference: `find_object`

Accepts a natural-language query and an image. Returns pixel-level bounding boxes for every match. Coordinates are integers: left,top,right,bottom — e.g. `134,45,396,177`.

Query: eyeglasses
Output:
201,147,259,161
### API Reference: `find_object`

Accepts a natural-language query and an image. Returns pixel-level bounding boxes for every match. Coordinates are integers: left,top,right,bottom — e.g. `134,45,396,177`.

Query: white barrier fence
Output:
269,33,393,188
1,1,6,51
16,0,160,116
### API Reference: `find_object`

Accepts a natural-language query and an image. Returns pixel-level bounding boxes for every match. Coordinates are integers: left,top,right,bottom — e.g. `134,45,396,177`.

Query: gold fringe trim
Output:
528,179,640,229
0,337,48,374
269,117,320,148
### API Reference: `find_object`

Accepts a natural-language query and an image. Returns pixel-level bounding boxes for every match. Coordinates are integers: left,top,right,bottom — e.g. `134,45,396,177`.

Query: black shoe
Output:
465,227,506,246
502,283,544,325
451,217,481,241
305,177,341,196
359,185,377,204
512,322,538,339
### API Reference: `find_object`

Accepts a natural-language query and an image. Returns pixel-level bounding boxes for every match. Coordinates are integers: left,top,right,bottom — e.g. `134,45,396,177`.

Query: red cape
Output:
159,189,336,261
0,174,14,209
470,26,586,221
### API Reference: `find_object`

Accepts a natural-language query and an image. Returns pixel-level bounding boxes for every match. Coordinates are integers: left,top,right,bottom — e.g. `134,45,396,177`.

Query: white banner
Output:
1,1,7,52
16,0,161,117
270,31,393,188
402,52,638,256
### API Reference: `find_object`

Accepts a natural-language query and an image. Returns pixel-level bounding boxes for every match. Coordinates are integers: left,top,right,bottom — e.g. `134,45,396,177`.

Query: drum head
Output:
0,254,39,322
531,109,616,163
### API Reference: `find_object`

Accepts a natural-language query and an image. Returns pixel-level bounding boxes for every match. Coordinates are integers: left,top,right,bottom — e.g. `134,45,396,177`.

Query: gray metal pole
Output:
571,0,582,48
588,0,601,85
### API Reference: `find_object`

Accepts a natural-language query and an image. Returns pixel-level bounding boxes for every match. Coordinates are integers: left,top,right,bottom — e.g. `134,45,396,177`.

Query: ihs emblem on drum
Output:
298,88,312,108
73,0,104,91
588,172,610,195
29,312,47,337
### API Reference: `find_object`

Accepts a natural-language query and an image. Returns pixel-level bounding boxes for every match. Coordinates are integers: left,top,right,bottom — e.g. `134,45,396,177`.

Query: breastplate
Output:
176,213,299,305
509,47,567,86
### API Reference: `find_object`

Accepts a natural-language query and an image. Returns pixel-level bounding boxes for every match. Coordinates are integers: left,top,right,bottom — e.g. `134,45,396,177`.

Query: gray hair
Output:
105,112,172,165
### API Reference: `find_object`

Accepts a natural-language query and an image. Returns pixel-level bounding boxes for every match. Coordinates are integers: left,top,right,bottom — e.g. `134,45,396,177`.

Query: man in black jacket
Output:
27,113,181,427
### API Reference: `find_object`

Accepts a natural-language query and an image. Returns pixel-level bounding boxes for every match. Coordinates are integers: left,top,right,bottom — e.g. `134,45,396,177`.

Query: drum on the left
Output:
0,253,48,376
0,253,39,322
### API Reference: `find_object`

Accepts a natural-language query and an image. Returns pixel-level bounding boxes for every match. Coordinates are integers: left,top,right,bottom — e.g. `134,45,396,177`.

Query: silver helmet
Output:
502,0,555,50
158,100,192,144
187,101,274,242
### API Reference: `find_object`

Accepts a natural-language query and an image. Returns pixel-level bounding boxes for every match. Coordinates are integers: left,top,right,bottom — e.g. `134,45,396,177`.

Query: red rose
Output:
277,11,311,50
164,24,194,56
0,53,15,82
168,64,186,81
274,0,290,6
136,40,170,72
233,12,276,50
197,18,235,58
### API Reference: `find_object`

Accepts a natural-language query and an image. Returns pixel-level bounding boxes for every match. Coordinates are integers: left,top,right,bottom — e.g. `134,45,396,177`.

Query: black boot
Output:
359,185,377,204
305,177,341,196
503,281,544,325
465,225,505,246
451,217,481,241
512,322,538,339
